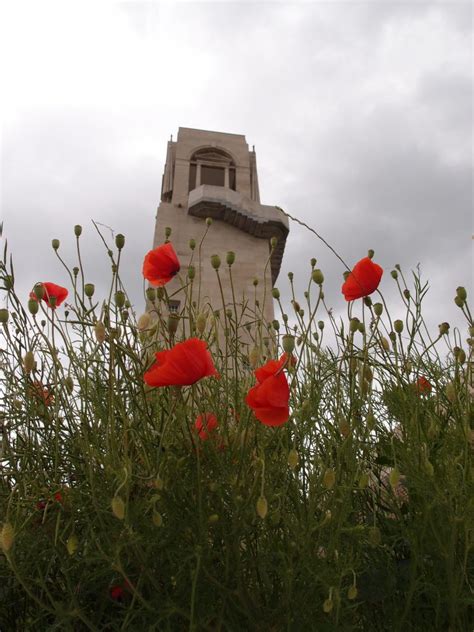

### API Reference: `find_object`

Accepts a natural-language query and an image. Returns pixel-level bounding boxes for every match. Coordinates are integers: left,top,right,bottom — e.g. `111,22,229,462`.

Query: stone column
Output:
224,167,229,188
196,163,202,187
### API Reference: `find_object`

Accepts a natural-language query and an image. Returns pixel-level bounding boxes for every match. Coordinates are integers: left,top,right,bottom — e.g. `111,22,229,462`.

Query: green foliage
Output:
0,227,472,631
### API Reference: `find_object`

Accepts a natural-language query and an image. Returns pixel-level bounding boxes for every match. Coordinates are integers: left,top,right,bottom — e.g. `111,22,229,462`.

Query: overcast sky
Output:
1,1,472,344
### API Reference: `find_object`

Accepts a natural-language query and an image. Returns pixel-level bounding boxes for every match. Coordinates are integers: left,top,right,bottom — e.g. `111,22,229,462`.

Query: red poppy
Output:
245,356,290,426
342,257,383,301
29,282,68,308
415,376,432,395
195,413,219,440
110,585,125,601
142,242,180,286
144,338,218,387
30,381,54,406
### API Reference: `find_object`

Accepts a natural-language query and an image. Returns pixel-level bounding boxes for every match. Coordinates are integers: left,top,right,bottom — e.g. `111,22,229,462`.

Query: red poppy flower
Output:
195,413,219,440
144,338,218,387
342,257,383,301
245,356,290,426
142,242,180,286
110,585,124,601
415,376,432,395
29,282,68,308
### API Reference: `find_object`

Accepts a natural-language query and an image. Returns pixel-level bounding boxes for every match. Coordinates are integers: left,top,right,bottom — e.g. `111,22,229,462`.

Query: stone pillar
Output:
224,167,229,188
196,163,201,187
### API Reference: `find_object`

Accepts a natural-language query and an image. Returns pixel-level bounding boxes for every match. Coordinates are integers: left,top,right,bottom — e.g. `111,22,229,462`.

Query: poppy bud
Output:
317,321,324,331
84,283,95,298
165,227,172,239
94,321,106,343
282,334,295,354
272,319,280,331
52,239,60,251
390,270,398,279
349,318,359,333
111,496,125,520
394,320,404,334
358,322,365,334
269,287,280,300
438,322,450,336
31,283,44,300
323,468,336,489
298,309,304,318
28,299,39,315
74,225,82,237
373,302,383,316
153,511,163,527
456,286,467,301
206,217,213,226
270,236,278,249
343,271,350,281
115,233,125,250
146,287,156,302
256,496,268,520
73,267,79,277
282,313,288,323
368,249,374,259
121,310,129,322
23,351,35,374
454,295,464,308
389,331,396,344
288,272,294,281
0,522,14,552
363,296,372,307
211,254,221,270
189,238,196,250
323,598,333,613
292,301,300,312
137,313,151,331
368,526,381,546
65,376,74,393
253,278,259,287
454,347,466,364
208,514,219,524
226,251,235,266
0,309,9,324
288,449,299,470
196,312,207,334
114,291,126,308
188,265,196,280
67,535,78,556
403,289,410,300
312,269,324,285
48,295,57,309
389,467,400,488
310,257,317,268
167,313,179,334
348,585,358,600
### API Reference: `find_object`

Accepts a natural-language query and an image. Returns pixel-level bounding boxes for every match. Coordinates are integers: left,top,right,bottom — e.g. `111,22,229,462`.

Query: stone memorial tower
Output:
153,127,289,323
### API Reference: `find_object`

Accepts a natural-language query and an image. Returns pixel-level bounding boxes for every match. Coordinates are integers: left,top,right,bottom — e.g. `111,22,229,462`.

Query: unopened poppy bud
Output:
316,321,324,331
165,226,172,239
32,283,45,300
368,249,374,259
349,318,359,333
287,272,294,283
84,283,95,298
272,319,280,331
394,320,403,334
389,331,396,344
1,522,14,552
373,302,383,316
94,321,106,343
28,299,39,315
323,598,333,613
153,511,163,527
271,287,280,299
73,267,79,277
270,236,278,249
115,233,125,250
189,238,196,250
111,496,125,520
187,265,196,280
52,239,60,251
64,376,74,393
211,254,221,270
256,496,268,520
363,296,372,307
454,347,466,364
348,585,358,600
310,257,317,268
438,322,450,336
146,287,156,302
288,449,299,469
343,271,350,281
206,217,213,226
282,334,295,354
282,313,288,323
454,295,464,308
368,526,381,546
391,270,398,279
292,301,300,312
226,251,235,266
23,351,35,373
208,514,219,524
67,534,78,555
298,309,304,318
389,467,401,488
74,224,82,237
403,289,410,300
253,278,259,287
312,269,324,285
456,286,467,301
0,309,9,324
167,313,179,334
48,295,57,308
121,310,129,322
323,468,336,489
114,291,125,308
357,322,365,334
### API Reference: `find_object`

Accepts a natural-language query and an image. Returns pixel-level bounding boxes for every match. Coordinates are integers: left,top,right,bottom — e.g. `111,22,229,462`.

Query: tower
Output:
153,127,289,323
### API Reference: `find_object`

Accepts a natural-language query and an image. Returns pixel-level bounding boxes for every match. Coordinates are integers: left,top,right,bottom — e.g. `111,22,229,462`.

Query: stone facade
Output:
152,127,289,325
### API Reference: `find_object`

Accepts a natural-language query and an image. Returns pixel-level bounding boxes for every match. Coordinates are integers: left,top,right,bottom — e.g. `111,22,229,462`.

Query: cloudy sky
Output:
1,1,472,341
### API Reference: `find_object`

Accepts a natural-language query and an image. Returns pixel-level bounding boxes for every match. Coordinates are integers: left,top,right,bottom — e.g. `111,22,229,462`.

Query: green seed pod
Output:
74,224,82,237
394,319,404,334
282,313,288,323
67,534,78,556
167,313,179,334
403,289,410,300
282,334,295,354
312,269,324,285
347,585,358,600
189,238,196,250
298,309,304,318
65,376,74,393
52,239,60,251
323,598,333,613
226,251,235,266
456,286,467,301
454,295,464,308
32,283,45,300
165,226,172,238
114,291,126,308
205,217,213,226
349,318,359,333
292,301,300,312
256,496,268,520
48,295,57,308
363,296,372,307
373,302,383,316
84,283,95,298
1,522,14,552
272,319,280,331
357,322,365,334
438,322,450,335
4,275,13,290
253,277,259,287
288,449,299,470
310,257,317,268
188,265,196,280
28,299,39,315
368,249,374,259
115,233,125,249
146,287,156,302
288,272,294,281
0,309,9,324
208,514,219,524
270,236,278,249
323,468,336,490
211,254,221,270
390,270,398,279
121,310,129,322
111,496,125,520
73,267,79,277
318,320,324,330
271,287,280,299
455,348,466,364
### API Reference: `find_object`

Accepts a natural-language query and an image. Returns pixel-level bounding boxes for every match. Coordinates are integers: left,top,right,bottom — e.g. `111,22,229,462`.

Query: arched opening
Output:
189,147,236,192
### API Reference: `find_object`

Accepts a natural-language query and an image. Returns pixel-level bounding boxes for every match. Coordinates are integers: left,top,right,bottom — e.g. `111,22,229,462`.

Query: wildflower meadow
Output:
0,218,472,631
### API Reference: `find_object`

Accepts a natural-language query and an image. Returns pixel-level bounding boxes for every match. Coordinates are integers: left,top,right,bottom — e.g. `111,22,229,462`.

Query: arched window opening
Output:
189,148,236,192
